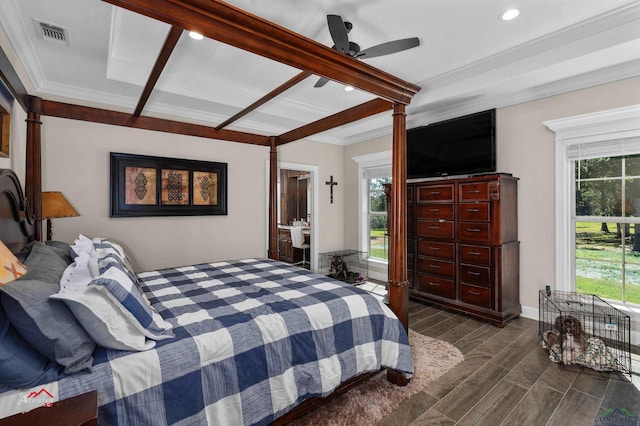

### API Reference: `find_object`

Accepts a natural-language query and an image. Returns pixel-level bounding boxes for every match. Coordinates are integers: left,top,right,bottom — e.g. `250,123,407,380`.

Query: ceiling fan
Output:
314,14,420,88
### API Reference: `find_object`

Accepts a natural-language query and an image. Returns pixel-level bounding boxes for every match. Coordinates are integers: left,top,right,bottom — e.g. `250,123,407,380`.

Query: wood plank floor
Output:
378,300,640,426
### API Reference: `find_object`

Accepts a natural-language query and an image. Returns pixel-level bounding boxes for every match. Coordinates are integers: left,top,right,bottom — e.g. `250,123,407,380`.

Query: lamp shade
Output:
41,191,80,219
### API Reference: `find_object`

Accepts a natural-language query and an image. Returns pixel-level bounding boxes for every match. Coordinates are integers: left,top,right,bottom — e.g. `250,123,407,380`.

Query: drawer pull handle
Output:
467,228,481,232
466,208,480,212
430,191,440,195
429,247,441,251
429,264,440,269
429,226,440,230
428,282,440,287
468,271,481,276
468,251,481,256
429,208,440,212
468,190,481,194
468,290,482,295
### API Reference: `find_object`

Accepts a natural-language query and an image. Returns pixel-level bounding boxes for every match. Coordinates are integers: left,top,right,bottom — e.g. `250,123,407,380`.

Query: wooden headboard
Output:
0,169,35,253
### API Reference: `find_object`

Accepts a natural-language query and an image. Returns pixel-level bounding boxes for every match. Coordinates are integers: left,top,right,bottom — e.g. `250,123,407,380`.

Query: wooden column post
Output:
25,96,43,241
268,136,279,260
388,102,409,330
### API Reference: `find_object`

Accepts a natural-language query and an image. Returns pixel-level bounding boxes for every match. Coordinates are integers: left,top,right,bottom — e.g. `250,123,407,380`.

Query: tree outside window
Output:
369,177,390,260
574,154,640,304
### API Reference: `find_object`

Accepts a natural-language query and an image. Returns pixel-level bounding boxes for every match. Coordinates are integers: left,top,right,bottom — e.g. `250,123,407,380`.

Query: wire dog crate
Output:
539,290,631,375
318,250,368,284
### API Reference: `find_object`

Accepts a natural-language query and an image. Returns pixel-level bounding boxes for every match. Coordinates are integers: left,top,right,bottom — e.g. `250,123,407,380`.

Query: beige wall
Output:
278,138,346,255
41,118,346,272
19,71,640,320
342,76,640,316
499,76,640,314
343,134,392,279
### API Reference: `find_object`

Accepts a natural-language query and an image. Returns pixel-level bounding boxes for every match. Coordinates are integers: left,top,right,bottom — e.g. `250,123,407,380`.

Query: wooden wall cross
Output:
325,175,338,204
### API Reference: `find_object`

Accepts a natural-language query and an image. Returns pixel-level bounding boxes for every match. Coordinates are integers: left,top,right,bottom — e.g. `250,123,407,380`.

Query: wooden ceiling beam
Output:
216,71,311,130
133,25,183,117
101,0,420,104
276,98,393,145
40,100,271,146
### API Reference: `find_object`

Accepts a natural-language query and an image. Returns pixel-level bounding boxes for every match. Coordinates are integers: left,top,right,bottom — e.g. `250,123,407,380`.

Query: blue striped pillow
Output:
89,256,173,341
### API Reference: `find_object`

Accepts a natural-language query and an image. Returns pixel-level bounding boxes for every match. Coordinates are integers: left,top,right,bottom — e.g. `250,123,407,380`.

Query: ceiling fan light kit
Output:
314,14,421,88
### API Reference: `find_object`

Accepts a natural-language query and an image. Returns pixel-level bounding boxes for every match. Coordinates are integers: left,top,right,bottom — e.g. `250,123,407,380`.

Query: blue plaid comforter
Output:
3,259,413,425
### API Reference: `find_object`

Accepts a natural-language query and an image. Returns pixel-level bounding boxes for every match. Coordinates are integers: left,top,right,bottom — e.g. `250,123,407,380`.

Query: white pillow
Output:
59,251,98,293
51,288,155,351
70,234,96,258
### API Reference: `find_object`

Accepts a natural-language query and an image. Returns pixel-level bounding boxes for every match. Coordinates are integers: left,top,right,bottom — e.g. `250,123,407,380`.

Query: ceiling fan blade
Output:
314,77,330,88
355,37,420,59
327,15,350,54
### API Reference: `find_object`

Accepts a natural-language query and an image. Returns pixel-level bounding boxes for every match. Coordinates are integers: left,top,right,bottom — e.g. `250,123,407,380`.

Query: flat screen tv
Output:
406,109,496,179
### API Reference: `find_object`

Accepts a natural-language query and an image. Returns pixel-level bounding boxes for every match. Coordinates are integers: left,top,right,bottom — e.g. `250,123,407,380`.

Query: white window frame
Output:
545,104,640,301
352,150,392,267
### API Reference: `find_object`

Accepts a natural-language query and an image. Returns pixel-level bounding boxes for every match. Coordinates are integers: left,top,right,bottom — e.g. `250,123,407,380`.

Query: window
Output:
368,176,391,260
574,155,640,304
546,104,640,307
352,151,392,263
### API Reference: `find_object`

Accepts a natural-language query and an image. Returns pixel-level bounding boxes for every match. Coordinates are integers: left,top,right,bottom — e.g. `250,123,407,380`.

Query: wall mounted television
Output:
406,109,496,179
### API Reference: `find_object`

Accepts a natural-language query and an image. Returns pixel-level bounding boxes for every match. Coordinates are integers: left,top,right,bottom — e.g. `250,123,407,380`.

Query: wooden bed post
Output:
388,102,409,330
268,136,279,260
25,95,43,241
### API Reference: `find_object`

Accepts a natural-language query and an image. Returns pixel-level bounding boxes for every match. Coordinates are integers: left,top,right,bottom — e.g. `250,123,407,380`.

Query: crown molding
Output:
0,1,45,92
419,2,640,90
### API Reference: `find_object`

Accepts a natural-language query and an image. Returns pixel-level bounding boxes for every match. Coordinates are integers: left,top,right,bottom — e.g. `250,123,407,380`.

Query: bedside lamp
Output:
41,191,80,241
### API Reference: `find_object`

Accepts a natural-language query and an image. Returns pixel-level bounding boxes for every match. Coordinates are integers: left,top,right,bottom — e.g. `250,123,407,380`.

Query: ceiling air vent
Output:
33,19,70,46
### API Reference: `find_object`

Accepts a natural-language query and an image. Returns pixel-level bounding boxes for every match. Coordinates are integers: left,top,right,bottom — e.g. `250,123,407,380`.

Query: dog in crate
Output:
543,315,587,364
329,255,349,282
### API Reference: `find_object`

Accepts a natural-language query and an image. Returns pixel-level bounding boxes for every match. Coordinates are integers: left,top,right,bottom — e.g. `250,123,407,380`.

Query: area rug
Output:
292,329,464,426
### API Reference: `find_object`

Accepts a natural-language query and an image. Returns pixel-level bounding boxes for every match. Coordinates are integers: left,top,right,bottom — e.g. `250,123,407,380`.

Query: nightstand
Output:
0,390,97,426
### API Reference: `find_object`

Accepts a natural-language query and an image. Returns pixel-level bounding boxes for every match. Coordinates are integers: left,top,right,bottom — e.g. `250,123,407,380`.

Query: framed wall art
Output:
110,152,227,217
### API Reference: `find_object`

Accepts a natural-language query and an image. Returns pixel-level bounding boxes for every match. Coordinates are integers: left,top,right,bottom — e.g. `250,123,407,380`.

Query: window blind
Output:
566,137,640,161
363,165,391,180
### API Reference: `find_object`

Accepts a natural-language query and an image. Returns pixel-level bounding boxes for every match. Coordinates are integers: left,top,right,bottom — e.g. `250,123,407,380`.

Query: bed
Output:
1,0,420,423
0,169,412,424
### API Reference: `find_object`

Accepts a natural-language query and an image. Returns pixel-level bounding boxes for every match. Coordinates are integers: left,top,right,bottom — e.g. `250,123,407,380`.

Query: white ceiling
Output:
1,0,639,145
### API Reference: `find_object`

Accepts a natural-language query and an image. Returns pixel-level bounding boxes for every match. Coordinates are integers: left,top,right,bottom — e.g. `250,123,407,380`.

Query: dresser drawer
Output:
417,257,455,279
459,203,489,222
417,203,454,220
417,221,454,239
418,240,455,260
460,284,491,308
459,244,491,265
459,222,490,242
459,182,489,201
417,184,454,202
460,264,491,287
416,274,455,299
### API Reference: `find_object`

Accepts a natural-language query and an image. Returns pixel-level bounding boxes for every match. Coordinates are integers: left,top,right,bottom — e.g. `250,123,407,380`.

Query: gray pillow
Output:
15,240,73,265
0,243,95,373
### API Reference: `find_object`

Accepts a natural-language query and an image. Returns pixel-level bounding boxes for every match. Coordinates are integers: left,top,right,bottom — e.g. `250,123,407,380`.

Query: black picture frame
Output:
110,152,227,217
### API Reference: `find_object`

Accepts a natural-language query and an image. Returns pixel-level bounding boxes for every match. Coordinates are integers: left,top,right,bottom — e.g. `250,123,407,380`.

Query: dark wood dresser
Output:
408,173,520,326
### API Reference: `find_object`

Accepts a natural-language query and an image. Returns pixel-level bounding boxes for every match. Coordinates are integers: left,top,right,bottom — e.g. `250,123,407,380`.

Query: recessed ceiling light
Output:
500,9,520,21
189,31,203,40
344,85,354,92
